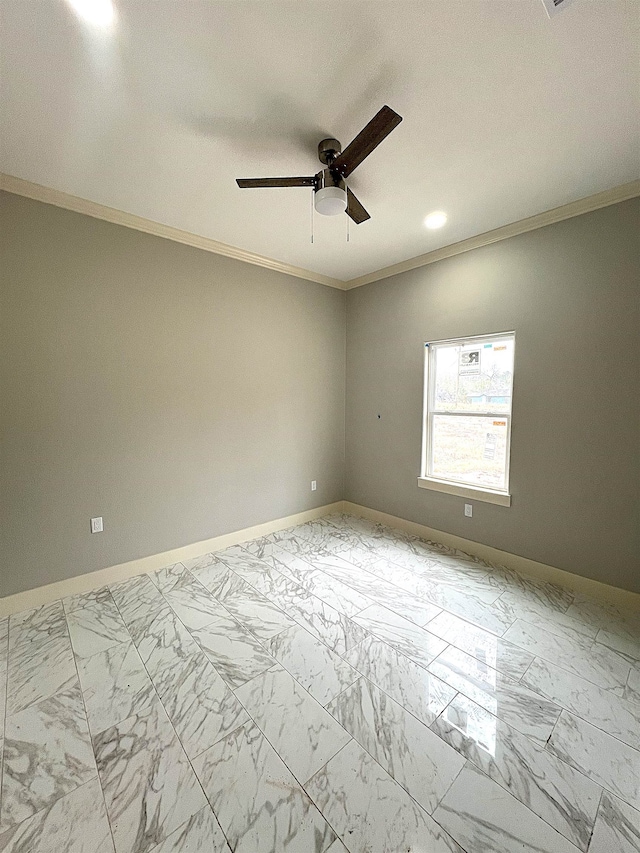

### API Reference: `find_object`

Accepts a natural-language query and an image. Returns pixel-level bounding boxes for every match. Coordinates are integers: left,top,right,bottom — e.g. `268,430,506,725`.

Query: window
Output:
419,332,515,506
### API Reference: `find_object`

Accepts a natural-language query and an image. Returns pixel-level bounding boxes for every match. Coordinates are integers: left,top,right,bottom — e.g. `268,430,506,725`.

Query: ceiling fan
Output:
236,105,402,224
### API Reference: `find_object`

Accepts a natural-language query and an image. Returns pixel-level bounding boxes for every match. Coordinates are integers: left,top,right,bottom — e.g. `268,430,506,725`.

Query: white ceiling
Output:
1,0,638,282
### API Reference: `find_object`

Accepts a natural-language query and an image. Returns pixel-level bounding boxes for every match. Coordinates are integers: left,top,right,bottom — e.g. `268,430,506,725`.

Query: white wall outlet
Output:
90,516,103,533
464,504,473,518
311,480,317,491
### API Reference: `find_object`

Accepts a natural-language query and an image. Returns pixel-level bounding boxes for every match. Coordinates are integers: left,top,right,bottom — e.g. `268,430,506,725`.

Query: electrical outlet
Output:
90,516,103,533
311,480,317,491
464,504,473,518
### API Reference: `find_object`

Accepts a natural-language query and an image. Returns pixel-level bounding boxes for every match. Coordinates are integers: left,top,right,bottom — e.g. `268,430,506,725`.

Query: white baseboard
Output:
3,498,638,617
343,501,640,610
0,502,344,617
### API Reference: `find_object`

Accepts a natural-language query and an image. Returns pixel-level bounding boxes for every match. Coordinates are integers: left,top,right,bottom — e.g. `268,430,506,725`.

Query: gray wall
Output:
2,192,638,597
0,191,346,596
345,199,640,593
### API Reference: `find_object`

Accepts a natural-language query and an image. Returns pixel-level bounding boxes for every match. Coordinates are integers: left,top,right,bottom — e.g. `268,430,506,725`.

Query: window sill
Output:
417,477,511,507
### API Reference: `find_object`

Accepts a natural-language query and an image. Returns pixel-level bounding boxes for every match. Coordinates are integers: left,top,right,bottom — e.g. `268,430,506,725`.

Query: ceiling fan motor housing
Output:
315,168,347,215
317,137,342,165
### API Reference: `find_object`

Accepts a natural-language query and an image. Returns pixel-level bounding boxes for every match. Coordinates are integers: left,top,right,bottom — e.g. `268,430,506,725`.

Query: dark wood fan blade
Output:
346,188,370,224
236,177,316,188
332,106,402,179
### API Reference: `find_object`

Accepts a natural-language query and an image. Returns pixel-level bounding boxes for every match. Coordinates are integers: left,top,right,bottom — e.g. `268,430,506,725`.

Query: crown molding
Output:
2,172,638,293
344,179,640,289
0,173,345,290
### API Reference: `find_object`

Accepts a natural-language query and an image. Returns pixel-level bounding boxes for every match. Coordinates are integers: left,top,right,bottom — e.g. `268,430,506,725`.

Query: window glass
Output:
424,333,515,493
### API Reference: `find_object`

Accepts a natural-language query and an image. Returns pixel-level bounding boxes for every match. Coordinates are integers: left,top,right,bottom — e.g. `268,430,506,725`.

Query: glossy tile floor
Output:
1,513,639,853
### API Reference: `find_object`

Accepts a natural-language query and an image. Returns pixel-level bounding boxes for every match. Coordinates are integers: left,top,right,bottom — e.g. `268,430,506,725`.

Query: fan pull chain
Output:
310,192,314,244
346,214,350,243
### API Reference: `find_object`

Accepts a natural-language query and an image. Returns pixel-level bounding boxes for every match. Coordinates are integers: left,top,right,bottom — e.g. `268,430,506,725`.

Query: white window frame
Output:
419,331,515,507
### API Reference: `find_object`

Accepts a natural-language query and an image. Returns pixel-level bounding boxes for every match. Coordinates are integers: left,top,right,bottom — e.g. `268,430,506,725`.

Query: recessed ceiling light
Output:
67,0,115,27
424,211,447,230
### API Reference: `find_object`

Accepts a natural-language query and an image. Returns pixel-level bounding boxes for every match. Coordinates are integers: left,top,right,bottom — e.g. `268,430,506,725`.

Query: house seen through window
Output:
422,332,515,498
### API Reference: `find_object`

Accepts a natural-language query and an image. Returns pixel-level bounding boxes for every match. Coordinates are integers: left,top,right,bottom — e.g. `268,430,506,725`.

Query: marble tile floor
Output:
1,513,639,853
